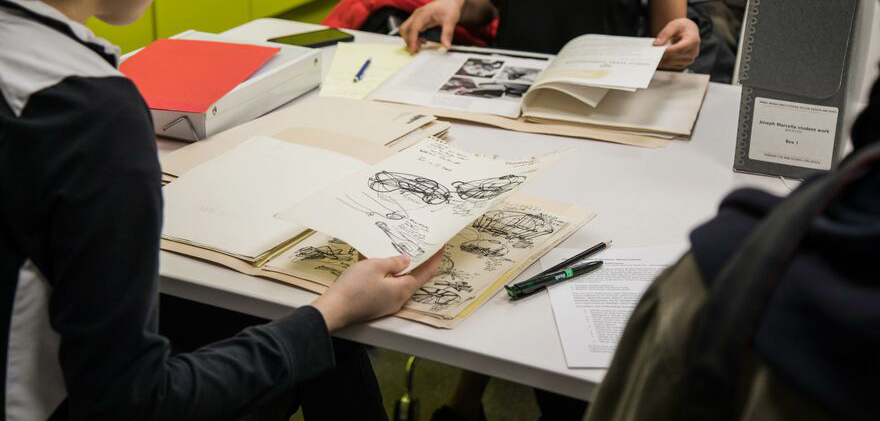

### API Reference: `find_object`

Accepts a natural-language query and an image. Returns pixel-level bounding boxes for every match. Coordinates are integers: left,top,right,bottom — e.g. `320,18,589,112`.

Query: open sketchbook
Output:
159,131,594,327
371,35,710,145
277,137,570,271
267,196,593,322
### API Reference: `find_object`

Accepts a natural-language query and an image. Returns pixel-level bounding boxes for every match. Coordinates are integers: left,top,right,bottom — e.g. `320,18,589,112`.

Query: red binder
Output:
121,38,280,113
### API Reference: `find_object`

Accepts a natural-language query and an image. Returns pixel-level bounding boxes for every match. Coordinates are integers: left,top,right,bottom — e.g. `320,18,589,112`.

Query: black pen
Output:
534,240,612,279
505,260,603,300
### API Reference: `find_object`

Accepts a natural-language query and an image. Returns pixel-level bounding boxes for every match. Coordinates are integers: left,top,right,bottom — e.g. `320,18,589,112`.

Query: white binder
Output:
123,30,322,142
734,0,876,179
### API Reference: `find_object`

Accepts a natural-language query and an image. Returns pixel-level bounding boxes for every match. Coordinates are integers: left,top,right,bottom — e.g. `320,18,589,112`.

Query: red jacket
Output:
322,0,497,47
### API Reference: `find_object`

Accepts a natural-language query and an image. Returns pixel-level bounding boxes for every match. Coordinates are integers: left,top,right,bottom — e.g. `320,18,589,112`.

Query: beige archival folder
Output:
158,126,595,328
161,96,441,178
162,194,594,329
375,71,710,148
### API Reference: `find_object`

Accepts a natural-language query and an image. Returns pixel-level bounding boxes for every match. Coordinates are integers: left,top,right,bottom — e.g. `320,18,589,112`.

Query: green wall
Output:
87,0,341,53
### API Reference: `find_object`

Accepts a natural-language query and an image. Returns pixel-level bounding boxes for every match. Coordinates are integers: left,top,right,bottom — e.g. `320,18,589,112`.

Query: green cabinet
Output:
86,0,339,54
155,0,251,38
252,0,309,18
276,0,339,24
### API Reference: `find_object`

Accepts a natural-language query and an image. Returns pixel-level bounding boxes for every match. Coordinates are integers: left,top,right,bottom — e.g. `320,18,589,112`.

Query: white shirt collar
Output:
4,0,121,63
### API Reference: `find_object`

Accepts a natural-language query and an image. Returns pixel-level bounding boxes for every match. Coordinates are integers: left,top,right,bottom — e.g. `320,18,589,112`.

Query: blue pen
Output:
353,57,372,83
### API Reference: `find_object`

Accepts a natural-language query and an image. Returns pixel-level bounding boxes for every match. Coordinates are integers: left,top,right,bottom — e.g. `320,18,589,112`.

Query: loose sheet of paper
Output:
371,50,550,118
162,136,368,261
320,43,414,100
277,137,569,271
537,34,666,90
544,244,687,368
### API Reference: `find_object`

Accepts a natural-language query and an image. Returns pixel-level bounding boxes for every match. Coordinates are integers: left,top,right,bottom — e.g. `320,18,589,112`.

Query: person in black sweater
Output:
399,0,701,69
0,0,441,419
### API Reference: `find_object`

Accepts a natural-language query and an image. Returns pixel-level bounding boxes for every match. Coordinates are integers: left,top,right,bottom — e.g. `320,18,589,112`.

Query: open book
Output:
159,129,594,327
371,34,710,145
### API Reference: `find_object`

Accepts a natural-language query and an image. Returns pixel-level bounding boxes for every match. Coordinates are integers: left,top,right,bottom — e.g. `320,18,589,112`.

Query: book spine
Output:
734,0,761,170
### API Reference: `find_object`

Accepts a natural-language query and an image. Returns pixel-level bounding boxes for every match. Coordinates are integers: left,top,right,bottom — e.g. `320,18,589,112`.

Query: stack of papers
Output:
162,136,371,262
159,96,448,184
370,34,710,147
160,132,596,328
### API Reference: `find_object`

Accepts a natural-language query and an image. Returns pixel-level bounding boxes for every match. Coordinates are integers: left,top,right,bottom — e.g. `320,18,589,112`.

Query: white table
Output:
157,19,791,400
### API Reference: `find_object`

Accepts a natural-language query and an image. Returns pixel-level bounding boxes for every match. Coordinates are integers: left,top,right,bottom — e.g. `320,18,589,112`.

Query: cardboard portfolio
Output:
122,31,321,141
734,0,876,179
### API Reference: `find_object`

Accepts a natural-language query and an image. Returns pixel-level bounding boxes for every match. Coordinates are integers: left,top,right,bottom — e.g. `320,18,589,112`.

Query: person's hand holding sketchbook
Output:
312,252,444,331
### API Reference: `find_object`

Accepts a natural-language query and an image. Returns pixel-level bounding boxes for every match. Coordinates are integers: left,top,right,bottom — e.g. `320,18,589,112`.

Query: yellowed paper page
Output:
162,136,369,261
277,137,570,271
264,195,595,321
264,203,568,301
320,43,414,100
404,201,570,318
264,233,355,286
161,194,596,328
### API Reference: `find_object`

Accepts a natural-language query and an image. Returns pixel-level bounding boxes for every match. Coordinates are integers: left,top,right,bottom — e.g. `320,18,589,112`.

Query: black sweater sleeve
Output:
16,76,335,420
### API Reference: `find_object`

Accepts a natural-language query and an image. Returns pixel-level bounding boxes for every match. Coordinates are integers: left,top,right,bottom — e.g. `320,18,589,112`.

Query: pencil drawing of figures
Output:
471,209,555,248
435,252,471,281
412,287,461,308
452,175,526,201
294,242,357,262
460,239,508,257
412,279,475,310
435,280,474,293
436,252,455,276
368,171,451,205
275,137,569,279
315,265,342,277
375,221,424,258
